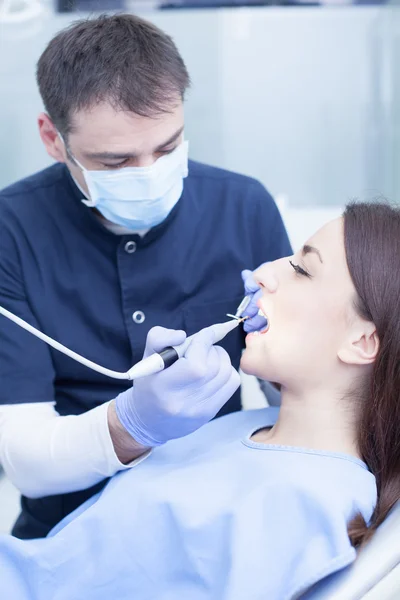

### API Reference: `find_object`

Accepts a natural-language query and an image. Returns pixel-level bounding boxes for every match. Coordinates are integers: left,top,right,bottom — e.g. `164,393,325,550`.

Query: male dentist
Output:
0,13,291,539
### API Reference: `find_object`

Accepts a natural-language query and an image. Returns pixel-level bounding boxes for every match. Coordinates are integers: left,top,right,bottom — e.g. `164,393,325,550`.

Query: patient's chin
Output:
240,352,267,379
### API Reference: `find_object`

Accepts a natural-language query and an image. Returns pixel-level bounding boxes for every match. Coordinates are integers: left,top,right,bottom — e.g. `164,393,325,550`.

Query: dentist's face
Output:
39,100,185,198
240,218,357,390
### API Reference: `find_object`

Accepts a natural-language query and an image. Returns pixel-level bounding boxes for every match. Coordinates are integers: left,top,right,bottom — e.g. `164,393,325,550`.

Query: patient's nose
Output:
254,262,278,294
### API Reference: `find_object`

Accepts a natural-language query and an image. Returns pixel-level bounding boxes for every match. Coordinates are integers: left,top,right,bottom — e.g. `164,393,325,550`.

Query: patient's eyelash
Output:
289,260,312,279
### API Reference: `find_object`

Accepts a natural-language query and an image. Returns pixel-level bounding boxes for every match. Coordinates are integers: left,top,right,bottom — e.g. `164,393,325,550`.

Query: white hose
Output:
0,305,240,382
0,305,131,380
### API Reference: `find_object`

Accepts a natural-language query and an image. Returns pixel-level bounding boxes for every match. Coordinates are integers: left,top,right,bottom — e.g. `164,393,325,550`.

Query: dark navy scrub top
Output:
0,160,292,539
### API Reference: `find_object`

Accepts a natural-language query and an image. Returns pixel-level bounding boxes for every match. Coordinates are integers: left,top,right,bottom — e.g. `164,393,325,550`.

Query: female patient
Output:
1,202,399,600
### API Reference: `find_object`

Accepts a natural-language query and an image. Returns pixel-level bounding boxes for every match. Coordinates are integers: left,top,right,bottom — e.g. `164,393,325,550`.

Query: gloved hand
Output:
115,326,241,447
240,268,268,333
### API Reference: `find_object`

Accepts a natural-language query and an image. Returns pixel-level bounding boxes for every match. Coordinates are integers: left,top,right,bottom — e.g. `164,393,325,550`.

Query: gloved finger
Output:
242,288,268,332
215,367,241,406
143,326,187,358
158,341,224,393
243,316,268,333
241,287,262,318
199,366,241,420
181,327,220,381
241,269,260,294
240,270,267,329
202,345,236,392
182,345,234,405
243,314,268,333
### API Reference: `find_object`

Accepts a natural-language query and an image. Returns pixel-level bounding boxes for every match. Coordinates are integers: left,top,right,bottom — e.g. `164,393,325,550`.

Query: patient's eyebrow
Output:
302,245,323,263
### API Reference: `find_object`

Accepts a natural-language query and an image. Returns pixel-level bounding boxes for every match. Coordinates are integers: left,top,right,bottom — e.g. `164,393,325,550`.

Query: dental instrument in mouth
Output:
248,308,270,334
234,295,251,319
0,305,247,381
233,294,270,332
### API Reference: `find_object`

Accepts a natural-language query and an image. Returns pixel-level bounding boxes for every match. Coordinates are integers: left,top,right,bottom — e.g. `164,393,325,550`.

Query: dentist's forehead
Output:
70,102,184,146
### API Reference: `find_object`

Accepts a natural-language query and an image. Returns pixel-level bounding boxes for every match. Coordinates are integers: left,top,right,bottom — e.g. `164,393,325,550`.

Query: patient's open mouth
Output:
257,308,270,334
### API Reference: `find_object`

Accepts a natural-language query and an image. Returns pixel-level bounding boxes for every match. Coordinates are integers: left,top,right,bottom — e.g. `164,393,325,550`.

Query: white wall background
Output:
0,5,397,206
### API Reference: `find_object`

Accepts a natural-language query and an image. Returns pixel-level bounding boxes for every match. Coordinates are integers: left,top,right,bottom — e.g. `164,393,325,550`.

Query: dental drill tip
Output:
225,314,250,323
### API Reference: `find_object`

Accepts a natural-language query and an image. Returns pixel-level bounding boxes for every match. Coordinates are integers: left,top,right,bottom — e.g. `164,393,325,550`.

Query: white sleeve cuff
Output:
0,401,152,498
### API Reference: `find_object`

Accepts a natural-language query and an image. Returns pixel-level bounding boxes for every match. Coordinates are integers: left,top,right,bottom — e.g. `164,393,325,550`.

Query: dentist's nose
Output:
254,262,279,293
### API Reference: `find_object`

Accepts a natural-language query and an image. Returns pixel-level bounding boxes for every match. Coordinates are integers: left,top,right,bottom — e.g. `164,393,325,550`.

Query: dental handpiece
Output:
0,304,243,381
126,318,242,380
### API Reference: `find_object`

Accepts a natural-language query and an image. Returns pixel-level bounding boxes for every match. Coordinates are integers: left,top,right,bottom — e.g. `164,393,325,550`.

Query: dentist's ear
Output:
38,113,66,164
338,321,379,366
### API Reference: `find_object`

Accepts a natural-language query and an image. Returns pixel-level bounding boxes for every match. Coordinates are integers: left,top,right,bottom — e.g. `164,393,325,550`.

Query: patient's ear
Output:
338,321,379,366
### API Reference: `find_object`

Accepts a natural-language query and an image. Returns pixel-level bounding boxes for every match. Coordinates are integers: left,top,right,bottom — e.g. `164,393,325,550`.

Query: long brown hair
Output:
344,202,400,547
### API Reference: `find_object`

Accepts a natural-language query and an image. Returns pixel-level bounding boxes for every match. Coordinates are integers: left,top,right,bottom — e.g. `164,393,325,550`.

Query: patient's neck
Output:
253,387,360,460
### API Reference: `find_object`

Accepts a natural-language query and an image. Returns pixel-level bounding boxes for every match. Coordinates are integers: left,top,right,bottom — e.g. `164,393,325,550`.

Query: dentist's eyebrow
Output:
83,126,185,161
302,245,323,263
155,126,184,151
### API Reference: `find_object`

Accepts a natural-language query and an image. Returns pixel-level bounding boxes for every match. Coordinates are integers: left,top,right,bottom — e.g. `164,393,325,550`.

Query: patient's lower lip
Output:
245,332,261,342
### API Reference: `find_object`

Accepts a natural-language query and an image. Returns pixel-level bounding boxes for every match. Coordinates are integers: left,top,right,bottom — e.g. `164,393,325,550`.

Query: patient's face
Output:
241,218,357,390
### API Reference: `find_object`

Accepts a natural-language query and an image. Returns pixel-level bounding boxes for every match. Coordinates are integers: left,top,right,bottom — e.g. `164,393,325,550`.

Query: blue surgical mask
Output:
64,138,189,230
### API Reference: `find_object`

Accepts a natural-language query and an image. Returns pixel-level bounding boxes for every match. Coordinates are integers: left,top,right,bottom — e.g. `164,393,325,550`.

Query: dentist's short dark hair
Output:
36,13,190,138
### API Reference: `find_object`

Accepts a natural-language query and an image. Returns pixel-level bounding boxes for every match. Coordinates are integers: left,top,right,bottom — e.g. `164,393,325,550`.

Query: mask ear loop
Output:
57,131,87,171
57,132,97,207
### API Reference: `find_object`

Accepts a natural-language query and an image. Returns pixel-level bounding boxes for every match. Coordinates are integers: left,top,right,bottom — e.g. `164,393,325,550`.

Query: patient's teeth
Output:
258,308,267,319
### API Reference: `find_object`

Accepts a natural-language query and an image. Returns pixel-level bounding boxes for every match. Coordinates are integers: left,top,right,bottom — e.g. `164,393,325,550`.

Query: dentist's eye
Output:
102,160,129,169
289,260,312,279
156,146,177,157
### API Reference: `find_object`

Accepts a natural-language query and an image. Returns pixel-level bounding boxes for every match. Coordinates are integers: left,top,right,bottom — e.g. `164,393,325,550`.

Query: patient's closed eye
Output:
289,260,312,279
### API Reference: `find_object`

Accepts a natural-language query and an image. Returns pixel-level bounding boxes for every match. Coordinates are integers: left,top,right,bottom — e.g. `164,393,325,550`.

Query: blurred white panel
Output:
240,369,268,410
279,204,344,250
217,7,387,206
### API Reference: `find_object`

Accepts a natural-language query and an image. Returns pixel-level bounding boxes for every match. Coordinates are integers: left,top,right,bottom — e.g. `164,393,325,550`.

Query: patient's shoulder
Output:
258,475,371,599
265,445,377,528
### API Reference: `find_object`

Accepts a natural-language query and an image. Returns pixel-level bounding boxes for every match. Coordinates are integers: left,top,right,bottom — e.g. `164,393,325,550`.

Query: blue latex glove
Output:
240,268,268,333
115,326,241,447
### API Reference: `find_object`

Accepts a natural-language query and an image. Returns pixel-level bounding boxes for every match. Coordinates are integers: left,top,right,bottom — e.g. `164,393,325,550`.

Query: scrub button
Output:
124,241,137,254
132,311,145,324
